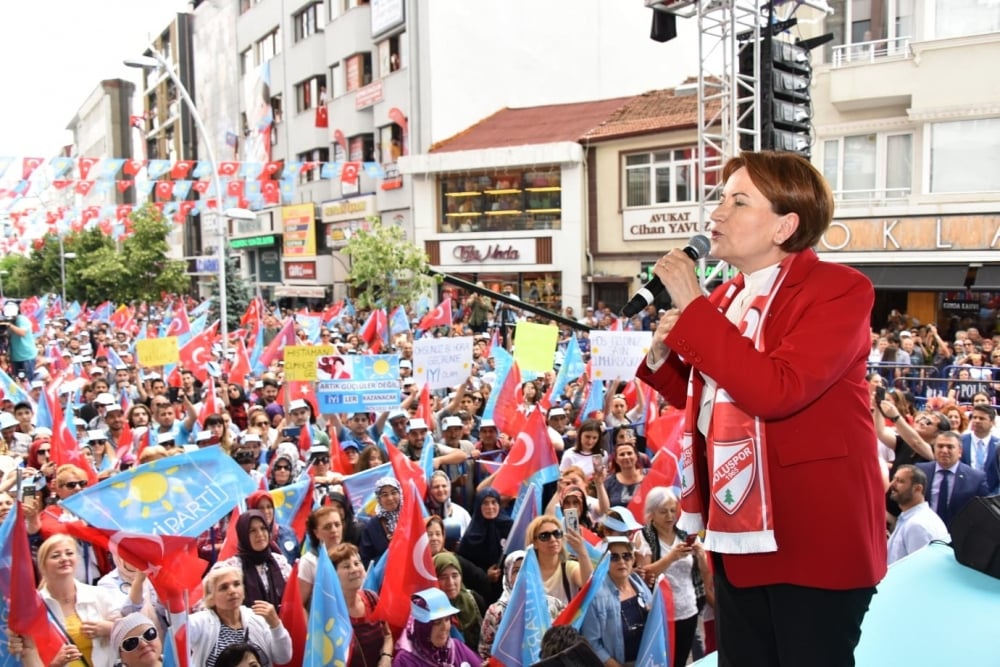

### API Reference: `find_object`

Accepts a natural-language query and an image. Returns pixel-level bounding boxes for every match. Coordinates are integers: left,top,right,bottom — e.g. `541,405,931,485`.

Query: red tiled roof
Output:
430,85,715,153
582,87,709,141
429,97,631,153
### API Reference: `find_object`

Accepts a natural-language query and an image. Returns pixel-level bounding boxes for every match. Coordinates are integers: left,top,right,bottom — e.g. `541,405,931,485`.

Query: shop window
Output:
449,272,564,317
438,169,561,234
345,52,373,92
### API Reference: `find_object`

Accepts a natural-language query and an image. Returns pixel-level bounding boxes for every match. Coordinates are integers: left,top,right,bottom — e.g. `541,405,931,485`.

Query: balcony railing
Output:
832,36,912,67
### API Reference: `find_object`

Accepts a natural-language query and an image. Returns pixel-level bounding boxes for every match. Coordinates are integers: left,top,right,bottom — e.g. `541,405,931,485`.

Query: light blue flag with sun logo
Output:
306,537,353,667
269,477,312,531
491,546,551,666
59,447,258,538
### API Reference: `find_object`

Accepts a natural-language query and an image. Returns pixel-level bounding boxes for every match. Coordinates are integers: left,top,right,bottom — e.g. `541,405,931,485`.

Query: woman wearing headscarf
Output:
456,488,512,605
359,476,402,566
246,490,300,565
477,550,565,660
215,510,291,613
266,451,298,490
424,470,472,550
432,552,483,651
392,588,482,667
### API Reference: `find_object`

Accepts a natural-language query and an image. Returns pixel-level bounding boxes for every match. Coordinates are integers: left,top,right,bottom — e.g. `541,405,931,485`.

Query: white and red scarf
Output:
678,258,793,553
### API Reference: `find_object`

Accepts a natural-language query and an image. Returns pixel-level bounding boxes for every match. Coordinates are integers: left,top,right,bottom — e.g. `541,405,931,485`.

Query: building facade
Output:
803,1,1000,334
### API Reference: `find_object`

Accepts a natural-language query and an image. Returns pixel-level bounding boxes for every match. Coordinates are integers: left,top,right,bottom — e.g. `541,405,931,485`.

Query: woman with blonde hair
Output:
525,514,594,605
14,534,120,666
188,566,292,666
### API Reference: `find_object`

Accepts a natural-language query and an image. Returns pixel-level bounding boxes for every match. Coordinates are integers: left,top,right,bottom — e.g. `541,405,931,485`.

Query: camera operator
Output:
0,302,37,380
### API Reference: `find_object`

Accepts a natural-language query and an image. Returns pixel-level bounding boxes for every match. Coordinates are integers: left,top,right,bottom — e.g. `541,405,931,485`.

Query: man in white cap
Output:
87,392,118,431
287,398,330,448
437,415,479,506
546,407,575,454
402,418,466,469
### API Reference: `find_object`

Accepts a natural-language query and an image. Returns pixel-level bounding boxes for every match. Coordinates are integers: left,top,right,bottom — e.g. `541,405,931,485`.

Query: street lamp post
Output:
124,54,254,353
60,246,77,305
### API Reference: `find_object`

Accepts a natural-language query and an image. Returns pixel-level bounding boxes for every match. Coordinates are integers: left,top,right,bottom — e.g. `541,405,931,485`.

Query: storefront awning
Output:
853,264,972,291
972,264,1000,291
273,285,327,299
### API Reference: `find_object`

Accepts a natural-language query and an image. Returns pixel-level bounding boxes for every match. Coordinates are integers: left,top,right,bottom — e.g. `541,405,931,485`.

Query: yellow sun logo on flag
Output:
271,487,299,512
112,466,186,519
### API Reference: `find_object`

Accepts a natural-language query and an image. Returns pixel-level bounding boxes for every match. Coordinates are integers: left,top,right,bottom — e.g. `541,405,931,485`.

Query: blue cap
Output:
410,587,460,623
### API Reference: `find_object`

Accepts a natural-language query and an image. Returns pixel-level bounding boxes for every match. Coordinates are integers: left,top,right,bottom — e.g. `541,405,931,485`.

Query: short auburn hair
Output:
722,151,834,252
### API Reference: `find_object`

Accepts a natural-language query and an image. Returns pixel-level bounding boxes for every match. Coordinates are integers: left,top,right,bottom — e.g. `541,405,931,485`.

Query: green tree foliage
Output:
6,204,188,303
118,205,189,302
342,217,438,310
209,252,251,332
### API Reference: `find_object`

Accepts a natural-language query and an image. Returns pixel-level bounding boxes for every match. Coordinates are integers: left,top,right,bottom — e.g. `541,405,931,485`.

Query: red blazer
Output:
638,249,886,590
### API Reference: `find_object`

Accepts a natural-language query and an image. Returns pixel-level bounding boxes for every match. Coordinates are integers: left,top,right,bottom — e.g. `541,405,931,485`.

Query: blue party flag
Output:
635,578,675,667
490,546,551,666
305,537,353,667
59,448,258,537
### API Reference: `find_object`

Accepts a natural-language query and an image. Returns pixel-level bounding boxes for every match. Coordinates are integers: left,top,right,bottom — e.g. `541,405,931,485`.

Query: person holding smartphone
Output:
636,487,713,667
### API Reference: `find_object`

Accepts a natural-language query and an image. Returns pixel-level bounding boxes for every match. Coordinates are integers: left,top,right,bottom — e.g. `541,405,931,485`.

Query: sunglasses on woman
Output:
60,480,88,490
609,551,634,562
120,626,158,652
273,464,291,471
536,529,563,542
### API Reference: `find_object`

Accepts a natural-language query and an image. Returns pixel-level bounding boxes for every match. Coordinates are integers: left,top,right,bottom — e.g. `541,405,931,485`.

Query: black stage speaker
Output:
950,495,1000,579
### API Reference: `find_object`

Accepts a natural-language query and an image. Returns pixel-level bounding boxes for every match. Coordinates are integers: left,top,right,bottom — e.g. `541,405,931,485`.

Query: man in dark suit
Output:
960,405,999,476
918,430,990,527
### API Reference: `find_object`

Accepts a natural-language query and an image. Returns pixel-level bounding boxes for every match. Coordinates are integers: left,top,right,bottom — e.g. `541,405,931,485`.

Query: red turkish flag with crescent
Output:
491,408,556,497
75,180,95,196
314,105,328,128
21,157,43,180
218,161,240,177
178,328,219,382
340,161,361,185
155,181,175,200
123,159,145,176
417,298,452,331
372,479,437,634
78,156,99,180
171,160,194,179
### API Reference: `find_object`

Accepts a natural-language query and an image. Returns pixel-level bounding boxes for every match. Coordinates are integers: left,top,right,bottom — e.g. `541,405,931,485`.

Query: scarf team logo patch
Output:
711,438,756,515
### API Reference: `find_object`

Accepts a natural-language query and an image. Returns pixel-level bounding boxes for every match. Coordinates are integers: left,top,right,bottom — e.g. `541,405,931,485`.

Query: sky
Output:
0,0,191,158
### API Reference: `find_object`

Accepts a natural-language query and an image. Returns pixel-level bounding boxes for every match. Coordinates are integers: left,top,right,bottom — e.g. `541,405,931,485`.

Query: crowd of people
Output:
0,154,997,666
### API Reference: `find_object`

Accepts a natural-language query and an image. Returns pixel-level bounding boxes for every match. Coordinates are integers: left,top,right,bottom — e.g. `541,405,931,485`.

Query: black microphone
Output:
620,234,711,318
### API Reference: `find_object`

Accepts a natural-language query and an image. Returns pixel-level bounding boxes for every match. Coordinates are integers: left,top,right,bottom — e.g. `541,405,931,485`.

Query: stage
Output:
692,543,1000,665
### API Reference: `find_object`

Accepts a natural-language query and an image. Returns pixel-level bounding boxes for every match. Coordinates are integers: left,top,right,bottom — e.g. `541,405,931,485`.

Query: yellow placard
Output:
513,321,559,373
136,337,180,367
284,345,335,381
